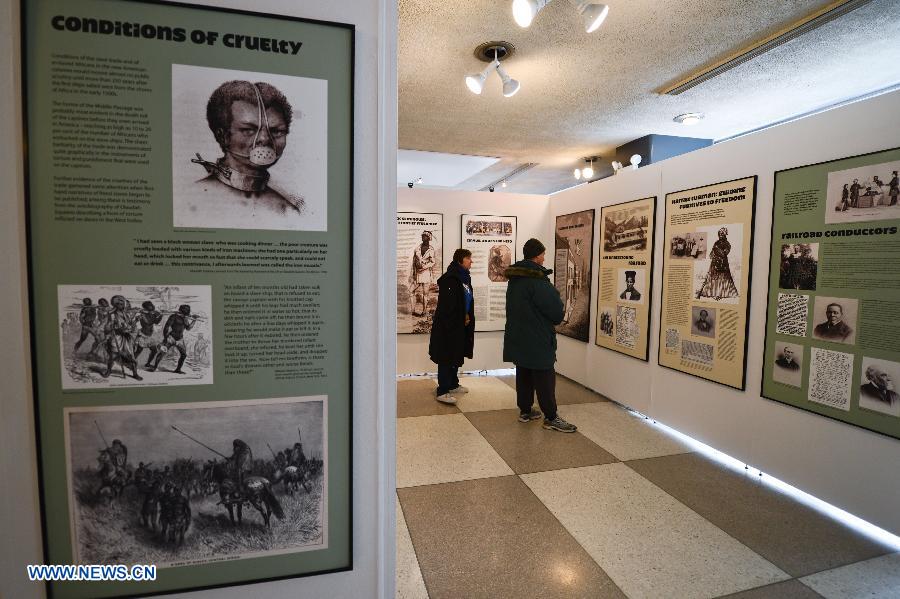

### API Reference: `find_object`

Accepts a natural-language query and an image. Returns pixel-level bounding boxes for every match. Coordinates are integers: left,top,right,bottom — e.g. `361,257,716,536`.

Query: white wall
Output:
0,1,398,598
397,187,551,374
551,89,900,536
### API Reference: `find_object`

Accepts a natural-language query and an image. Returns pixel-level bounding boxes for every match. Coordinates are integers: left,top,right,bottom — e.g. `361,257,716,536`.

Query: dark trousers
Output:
436,363,460,395
515,367,557,420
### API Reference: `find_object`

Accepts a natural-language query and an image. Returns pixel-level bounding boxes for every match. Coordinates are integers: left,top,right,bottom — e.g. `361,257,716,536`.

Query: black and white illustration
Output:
772,342,803,388
811,296,858,345
598,306,614,338
779,243,818,291
65,396,326,567
825,158,900,224
617,268,645,304
776,293,809,337
859,357,900,417
58,285,213,389
488,244,513,283
808,347,853,411
681,339,714,365
669,231,707,259
691,306,716,338
615,305,638,349
464,219,514,237
692,224,743,304
397,213,443,334
172,64,328,232
603,205,650,252
554,209,595,342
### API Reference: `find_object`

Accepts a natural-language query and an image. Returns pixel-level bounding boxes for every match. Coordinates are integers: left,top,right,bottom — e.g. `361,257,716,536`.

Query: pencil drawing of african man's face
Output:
220,100,289,170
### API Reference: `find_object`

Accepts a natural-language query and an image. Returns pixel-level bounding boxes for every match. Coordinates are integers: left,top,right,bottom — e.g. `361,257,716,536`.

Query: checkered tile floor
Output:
396,374,900,599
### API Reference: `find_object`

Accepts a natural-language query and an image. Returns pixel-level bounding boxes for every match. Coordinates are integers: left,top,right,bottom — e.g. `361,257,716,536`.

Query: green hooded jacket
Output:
503,259,565,370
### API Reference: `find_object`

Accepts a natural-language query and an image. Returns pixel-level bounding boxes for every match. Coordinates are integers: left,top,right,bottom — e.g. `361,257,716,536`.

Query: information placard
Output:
658,177,757,389
24,1,353,596
397,212,443,334
460,214,517,332
554,209,595,343
596,197,656,360
762,148,900,439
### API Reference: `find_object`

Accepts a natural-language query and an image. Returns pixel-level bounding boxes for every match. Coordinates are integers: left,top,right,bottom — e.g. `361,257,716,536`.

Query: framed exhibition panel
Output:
553,209,595,343
596,197,657,360
762,147,900,440
460,214,517,332
397,212,443,334
23,1,354,596
658,177,757,389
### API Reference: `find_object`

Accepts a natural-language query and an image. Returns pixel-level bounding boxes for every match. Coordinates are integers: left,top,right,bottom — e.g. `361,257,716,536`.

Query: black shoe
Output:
518,409,542,423
543,416,577,433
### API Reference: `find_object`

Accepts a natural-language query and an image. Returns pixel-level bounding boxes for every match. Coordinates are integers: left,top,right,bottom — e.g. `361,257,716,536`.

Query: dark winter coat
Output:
503,260,565,370
429,263,475,367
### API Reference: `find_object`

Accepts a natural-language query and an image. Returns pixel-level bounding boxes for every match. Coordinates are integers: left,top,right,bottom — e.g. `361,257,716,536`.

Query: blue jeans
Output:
436,364,460,395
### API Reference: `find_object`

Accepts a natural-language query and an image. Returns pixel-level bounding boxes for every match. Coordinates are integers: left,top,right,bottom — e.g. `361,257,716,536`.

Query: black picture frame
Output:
553,208,596,343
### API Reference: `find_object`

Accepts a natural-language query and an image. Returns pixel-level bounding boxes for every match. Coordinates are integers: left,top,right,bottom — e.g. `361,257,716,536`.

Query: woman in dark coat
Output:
429,249,475,404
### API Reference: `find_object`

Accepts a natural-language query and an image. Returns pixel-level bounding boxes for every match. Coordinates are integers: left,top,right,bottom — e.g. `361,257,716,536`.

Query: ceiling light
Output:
572,1,609,33
674,112,704,125
512,0,551,27
630,154,642,170
582,157,594,179
501,181,508,188
496,64,520,97
465,60,498,95
415,177,423,184
573,168,582,180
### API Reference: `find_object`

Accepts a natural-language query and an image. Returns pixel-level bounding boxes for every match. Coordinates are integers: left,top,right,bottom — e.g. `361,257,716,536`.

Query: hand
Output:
464,314,471,326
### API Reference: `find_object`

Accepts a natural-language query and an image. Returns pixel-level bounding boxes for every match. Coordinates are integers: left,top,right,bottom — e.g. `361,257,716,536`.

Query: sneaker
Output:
543,416,577,433
449,385,469,394
518,409,542,423
436,393,457,405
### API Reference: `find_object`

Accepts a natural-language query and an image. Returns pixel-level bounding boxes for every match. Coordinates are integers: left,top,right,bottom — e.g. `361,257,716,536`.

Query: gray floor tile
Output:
496,373,609,405
718,579,824,598
626,453,894,577
398,476,626,599
398,379,460,418
465,409,618,474
397,496,429,599
800,552,900,599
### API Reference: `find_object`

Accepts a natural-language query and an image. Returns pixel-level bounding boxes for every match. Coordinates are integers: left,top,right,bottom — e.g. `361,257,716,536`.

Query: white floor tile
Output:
453,376,519,413
801,552,900,599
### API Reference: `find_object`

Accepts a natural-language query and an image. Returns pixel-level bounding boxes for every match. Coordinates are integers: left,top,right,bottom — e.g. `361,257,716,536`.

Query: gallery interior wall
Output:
396,187,551,374
550,89,900,536
0,1,399,598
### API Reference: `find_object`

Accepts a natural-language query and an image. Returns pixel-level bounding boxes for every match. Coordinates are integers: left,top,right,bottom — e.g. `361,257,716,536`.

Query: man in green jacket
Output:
503,239,577,433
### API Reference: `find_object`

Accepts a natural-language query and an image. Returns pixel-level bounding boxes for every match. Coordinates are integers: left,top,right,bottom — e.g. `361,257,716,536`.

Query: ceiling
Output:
398,0,900,195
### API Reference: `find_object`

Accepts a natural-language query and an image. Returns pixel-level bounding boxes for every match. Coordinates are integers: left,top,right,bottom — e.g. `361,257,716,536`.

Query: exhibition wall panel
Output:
397,187,551,375
1,0,398,598
550,89,900,535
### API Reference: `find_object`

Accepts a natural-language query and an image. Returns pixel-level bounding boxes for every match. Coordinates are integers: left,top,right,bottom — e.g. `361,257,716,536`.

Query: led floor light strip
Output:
620,405,900,551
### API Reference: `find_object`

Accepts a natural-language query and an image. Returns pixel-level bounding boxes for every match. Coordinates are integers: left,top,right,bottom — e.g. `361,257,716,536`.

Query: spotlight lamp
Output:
611,161,623,173
465,60,499,95
501,180,508,188
496,64,521,97
630,154,642,170
582,157,594,179
573,168,582,180
674,112,704,125
513,0,609,33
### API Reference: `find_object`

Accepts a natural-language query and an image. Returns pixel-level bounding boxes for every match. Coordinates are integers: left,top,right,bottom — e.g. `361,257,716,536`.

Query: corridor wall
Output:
551,89,900,536
396,187,551,374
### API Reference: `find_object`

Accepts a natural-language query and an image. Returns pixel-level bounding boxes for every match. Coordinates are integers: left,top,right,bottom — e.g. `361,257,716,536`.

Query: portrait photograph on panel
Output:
811,296,858,345
617,268,645,304
669,231,707,259
858,357,900,417
778,243,819,291
172,64,328,232
690,306,716,339
772,341,803,388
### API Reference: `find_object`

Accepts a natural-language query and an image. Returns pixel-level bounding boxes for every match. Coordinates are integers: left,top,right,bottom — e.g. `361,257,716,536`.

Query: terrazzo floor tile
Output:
397,476,626,599
497,374,610,405
396,496,429,599
521,463,790,599
560,402,694,461
396,414,513,488
626,453,894,577
451,376,519,413
464,408,618,474
398,379,459,418
719,579,824,598
800,552,900,599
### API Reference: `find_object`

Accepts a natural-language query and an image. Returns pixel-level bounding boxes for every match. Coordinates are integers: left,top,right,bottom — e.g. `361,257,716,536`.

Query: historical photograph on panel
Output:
65,396,326,567
772,341,803,388
488,244,513,282
598,305,615,339
616,268,645,304
615,305,638,349
58,285,213,390
691,306,716,338
172,64,328,232
779,243,818,291
825,158,900,224
397,213,443,334
669,231,707,259
554,210,595,342
692,223,743,304
603,204,650,252
811,296,858,345
858,357,900,417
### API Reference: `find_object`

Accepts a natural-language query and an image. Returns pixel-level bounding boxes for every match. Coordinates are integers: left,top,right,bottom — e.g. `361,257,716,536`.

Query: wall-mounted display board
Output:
554,209,595,342
461,214,517,331
658,177,757,389
397,212,443,334
762,147,900,439
596,197,657,360
23,1,353,596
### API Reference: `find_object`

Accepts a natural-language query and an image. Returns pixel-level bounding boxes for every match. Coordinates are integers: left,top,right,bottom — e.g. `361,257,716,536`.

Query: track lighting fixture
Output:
513,0,609,33
574,157,597,180
465,60,498,95
465,45,521,98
